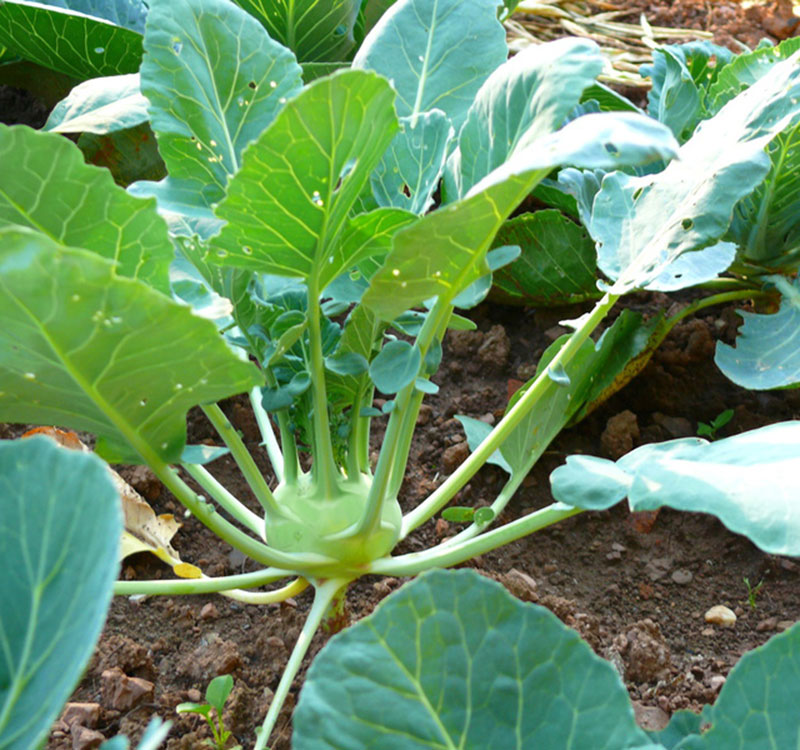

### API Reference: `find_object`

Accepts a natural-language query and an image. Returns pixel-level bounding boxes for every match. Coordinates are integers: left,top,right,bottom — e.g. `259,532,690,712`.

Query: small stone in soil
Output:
631,701,670,732
671,569,693,585
199,602,219,620
101,667,154,711
777,620,796,632
704,605,737,628
756,617,778,632
708,674,727,692
601,410,639,459
61,702,101,730
71,724,106,750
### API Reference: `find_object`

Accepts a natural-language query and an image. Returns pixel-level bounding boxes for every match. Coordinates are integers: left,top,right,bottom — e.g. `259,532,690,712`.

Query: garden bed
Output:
0,0,798,748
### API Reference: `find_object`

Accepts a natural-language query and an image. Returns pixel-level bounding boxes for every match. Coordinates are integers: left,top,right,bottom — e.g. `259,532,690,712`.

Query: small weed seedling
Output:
743,576,765,610
177,675,241,750
697,409,735,440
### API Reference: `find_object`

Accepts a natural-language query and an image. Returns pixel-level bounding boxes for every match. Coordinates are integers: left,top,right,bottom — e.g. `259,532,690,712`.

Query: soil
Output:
1,1,799,748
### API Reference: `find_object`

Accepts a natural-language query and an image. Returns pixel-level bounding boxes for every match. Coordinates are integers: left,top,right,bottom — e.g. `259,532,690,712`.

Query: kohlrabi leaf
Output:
646,709,709,749
38,0,148,31
139,0,303,209
0,436,121,750
236,0,360,62
371,110,454,215
641,46,703,141
293,569,658,750
715,275,800,390
363,111,678,320
727,120,800,268
0,228,263,463
0,124,172,293
446,38,605,199
550,422,800,556
455,415,513,474
643,241,736,291
489,211,599,306
211,71,400,287
45,73,149,134
679,622,800,749
588,53,800,292
580,81,642,113
352,0,507,129
369,339,421,394
0,1,144,79
707,37,800,113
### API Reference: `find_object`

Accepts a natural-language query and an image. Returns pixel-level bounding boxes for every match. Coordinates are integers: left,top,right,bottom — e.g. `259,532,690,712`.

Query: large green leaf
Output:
587,53,800,292
211,70,400,288
489,211,598,306
294,569,658,750
235,0,360,62
446,38,604,199
371,110,454,215
0,227,263,463
139,0,303,210
550,422,800,556
44,73,148,133
678,623,800,749
352,0,507,130
0,124,172,292
37,0,148,32
0,1,143,79
363,111,678,320
715,275,800,390
0,436,121,749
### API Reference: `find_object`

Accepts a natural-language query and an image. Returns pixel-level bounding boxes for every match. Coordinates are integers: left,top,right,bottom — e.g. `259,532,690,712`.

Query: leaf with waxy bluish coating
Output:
0,124,172,292
211,71,399,287
371,110,454,215
235,0,360,62
678,622,800,749
0,1,144,79
587,54,800,293
0,227,263,463
715,275,800,390
455,415,512,474
45,73,148,133
550,422,800,556
139,0,303,211
353,0,507,130
369,340,421,394
363,111,678,320
642,46,702,141
0,437,120,750
446,38,605,200
294,569,659,750
490,211,599,306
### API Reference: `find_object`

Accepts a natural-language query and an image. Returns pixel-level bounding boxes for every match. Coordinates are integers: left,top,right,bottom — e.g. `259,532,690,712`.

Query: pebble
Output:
704,605,737,628
777,620,796,632
671,569,693,585
756,617,778,632
701,627,716,636
71,725,106,750
61,703,101,730
101,667,154,711
199,602,219,620
631,701,670,732
708,674,726,692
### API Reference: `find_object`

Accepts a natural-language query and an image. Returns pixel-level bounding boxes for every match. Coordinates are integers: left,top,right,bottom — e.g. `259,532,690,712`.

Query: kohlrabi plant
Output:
1,0,800,748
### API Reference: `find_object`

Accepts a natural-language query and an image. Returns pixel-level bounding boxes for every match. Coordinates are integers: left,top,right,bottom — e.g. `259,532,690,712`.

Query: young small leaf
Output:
205,674,234,715
441,506,475,523
369,340,421,393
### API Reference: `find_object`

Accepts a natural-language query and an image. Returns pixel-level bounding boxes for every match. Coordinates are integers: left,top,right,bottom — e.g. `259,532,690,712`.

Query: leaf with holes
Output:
0,124,172,292
0,227,263,463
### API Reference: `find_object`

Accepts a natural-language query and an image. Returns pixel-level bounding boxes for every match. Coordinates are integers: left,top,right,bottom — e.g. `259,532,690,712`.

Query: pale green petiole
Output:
400,291,619,537
115,569,298,596
202,403,282,516
254,578,350,750
372,503,583,577
249,387,285,483
181,462,265,538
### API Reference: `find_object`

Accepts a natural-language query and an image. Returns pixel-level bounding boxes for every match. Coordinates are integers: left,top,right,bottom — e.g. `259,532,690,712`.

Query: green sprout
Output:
743,576,765,610
176,675,241,750
697,409,734,440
